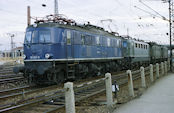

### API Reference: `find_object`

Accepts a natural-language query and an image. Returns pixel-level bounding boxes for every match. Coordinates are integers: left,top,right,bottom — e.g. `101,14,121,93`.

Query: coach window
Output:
135,43,137,48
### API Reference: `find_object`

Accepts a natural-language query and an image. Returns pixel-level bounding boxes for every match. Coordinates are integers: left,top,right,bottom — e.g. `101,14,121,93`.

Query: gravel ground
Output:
0,61,27,91
75,71,163,113
0,80,27,90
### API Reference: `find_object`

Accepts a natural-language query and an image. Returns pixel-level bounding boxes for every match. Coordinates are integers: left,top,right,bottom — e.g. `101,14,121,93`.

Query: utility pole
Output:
127,28,129,36
7,33,15,51
169,0,172,71
54,0,58,16
27,6,31,26
10,34,15,51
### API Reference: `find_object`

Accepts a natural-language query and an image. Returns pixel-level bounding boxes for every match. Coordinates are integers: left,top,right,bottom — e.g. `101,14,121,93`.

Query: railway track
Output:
0,64,25,84
0,76,25,84
0,85,64,109
0,67,147,113
0,73,23,79
0,63,165,113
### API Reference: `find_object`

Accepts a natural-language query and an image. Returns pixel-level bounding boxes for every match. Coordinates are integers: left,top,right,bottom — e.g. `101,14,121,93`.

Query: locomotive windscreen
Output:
39,30,51,43
24,30,51,44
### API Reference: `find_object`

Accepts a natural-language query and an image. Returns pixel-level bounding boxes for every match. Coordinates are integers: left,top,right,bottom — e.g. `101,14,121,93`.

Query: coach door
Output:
66,30,73,58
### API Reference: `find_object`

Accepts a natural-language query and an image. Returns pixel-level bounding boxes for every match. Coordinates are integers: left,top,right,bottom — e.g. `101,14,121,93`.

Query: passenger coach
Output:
123,38,150,68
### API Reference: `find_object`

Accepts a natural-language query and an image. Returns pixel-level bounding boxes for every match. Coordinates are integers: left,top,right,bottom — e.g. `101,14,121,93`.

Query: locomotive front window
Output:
25,31,32,44
39,31,51,43
32,31,38,43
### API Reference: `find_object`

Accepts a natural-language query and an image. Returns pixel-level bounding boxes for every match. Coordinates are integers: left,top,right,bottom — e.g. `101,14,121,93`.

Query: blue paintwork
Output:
24,26,124,61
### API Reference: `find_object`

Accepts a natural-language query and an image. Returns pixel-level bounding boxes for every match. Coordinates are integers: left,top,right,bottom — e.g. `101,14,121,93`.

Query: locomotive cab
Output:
24,27,60,60
23,25,69,84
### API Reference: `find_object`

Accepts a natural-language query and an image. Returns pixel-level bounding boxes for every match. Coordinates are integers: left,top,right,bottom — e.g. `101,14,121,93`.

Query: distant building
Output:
1,46,23,58
11,46,23,57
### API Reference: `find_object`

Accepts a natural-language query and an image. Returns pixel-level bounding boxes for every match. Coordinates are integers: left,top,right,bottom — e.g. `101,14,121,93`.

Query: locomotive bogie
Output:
23,58,126,85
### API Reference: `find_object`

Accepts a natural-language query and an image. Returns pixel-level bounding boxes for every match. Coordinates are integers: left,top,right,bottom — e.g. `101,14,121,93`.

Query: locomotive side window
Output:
81,34,85,45
117,40,119,47
111,38,114,47
119,40,122,48
67,30,71,45
91,36,95,45
25,31,32,44
85,35,92,45
96,36,100,45
39,30,51,43
114,39,117,47
103,37,107,46
73,31,81,44
107,38,111,47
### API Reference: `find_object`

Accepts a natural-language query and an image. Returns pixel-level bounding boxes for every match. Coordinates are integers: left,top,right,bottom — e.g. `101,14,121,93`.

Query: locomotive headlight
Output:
45,53,52,59
33,23,37,27
23,54,26,59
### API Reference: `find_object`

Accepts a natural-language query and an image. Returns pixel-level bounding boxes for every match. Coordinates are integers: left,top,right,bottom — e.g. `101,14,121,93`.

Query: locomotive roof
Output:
28,22,123,39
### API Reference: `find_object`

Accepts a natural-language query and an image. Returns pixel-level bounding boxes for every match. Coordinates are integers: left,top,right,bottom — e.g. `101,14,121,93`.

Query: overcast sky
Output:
0,0,170,50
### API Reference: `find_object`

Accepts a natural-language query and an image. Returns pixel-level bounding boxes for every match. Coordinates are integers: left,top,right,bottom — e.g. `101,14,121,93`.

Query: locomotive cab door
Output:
66,30,73,58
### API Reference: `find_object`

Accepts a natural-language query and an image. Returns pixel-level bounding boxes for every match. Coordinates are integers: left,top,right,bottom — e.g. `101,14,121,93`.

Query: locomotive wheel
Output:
56,71,65,84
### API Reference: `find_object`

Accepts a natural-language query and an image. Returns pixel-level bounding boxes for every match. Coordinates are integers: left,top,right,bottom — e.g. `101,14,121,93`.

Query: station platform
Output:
113,73,174,113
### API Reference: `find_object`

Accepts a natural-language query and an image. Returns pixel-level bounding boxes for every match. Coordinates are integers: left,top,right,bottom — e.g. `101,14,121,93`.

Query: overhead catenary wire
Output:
139,0,167,20
134,5,160,18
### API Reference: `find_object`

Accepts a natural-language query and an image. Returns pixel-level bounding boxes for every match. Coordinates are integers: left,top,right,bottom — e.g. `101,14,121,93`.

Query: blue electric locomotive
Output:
22,16,126,84
15,15,168,85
